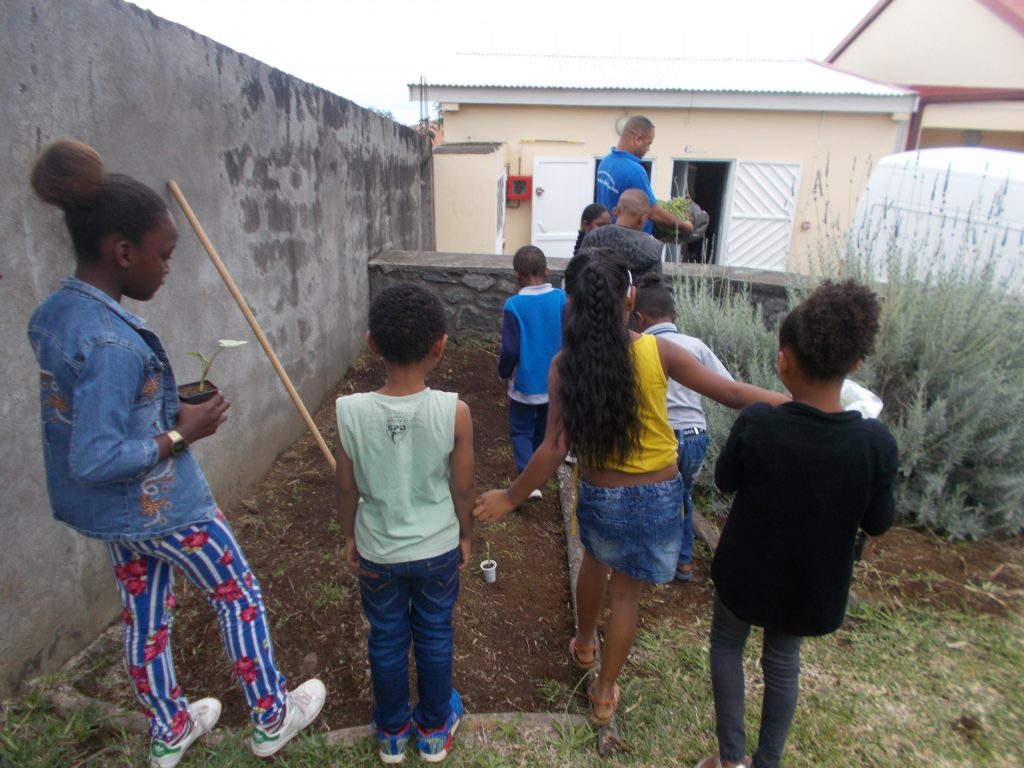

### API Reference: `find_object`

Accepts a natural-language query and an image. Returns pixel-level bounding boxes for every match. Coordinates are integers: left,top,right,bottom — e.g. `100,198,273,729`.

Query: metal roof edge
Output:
413,86,918,114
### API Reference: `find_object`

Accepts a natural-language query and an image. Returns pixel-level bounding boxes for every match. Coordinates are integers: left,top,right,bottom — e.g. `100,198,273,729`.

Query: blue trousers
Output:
508,399,548,473
676,429,709,567
358,547,461,732
710,593,803,768
106,512,287,741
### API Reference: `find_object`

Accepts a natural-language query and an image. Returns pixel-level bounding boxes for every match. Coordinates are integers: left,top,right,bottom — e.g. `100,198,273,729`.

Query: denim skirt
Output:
576,473,684,584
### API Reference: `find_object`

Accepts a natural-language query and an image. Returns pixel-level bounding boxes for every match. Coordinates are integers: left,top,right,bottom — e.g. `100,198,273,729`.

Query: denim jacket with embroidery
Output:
28,277,217,540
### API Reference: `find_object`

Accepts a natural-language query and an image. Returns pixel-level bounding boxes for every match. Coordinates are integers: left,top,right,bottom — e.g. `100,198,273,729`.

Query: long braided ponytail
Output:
559,248,641,467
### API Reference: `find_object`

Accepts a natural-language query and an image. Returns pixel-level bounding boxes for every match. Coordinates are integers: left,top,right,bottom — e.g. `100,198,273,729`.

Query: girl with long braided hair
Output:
474,248,787,728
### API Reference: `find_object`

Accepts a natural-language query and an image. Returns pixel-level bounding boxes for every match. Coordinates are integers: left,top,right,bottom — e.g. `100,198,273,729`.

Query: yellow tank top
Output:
605,334,679,473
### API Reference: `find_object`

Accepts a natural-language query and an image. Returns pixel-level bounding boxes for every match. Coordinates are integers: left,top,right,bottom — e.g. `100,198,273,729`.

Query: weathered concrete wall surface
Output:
370,252,796,339
0,0,432,695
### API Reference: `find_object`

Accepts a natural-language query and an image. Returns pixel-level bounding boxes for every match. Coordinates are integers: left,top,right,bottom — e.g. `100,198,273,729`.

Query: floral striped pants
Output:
106,511,287,741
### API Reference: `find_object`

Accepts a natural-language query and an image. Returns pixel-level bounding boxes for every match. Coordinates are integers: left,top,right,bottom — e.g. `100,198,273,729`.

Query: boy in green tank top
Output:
335,283,475,765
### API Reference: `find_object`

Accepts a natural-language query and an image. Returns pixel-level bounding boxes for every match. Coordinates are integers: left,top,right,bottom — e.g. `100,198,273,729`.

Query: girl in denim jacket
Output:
27,140,324,767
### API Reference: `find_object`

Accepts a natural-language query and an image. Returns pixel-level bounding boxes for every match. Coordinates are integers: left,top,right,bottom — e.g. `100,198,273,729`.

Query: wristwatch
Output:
167,430,186,456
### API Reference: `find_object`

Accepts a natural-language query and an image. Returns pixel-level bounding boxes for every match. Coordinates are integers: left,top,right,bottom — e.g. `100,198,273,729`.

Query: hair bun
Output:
30,140,105,211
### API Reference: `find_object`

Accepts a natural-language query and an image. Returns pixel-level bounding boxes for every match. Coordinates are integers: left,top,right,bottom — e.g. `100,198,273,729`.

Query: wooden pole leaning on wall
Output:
167,180,337,472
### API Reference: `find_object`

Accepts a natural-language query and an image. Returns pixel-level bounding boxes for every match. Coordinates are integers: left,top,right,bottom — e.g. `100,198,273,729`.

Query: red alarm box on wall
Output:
507,175,532,201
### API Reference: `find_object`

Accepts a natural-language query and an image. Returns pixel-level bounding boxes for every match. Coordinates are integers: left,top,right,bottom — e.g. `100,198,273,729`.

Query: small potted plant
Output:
178,339,248,404
480,541,497,584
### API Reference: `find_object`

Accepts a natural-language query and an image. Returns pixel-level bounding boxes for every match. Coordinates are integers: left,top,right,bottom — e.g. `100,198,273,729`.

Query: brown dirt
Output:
71,341,1024,728
80,340,577,728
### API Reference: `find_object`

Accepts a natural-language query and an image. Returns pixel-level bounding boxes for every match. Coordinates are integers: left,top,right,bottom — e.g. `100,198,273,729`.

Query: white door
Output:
723,161,800,271
531,157,596,260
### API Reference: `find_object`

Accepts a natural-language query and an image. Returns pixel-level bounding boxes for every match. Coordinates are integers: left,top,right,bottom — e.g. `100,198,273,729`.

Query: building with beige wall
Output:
414,55,916,272
827,0,1024,152
433,142,506,253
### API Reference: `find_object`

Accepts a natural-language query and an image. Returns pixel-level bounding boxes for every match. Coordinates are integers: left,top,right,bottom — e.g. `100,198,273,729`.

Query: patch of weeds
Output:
918,569,945,592
0,690,133,766
485,444,513,462
471,753,515,768
312,579,350,611
493,714,523,742
554,717,594,760
536,678,572,707
326,518,343,536
289,479,307,503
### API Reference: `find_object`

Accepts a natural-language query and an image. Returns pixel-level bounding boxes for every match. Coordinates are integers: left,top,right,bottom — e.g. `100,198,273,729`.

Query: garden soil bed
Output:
70,341,1024,729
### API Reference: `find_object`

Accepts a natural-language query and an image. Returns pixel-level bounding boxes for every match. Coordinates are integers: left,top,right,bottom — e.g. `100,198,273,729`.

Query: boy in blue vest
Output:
336,283,475,764
498,246,568,499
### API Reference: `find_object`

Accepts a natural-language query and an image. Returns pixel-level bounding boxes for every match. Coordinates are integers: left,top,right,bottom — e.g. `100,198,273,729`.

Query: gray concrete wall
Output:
1,0,433,696
369,252,797,339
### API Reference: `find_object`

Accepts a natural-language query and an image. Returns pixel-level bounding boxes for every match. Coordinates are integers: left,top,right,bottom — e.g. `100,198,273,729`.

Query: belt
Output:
674,427,707,438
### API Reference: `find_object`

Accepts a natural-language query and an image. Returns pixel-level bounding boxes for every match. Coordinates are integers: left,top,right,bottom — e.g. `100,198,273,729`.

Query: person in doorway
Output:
697,280,898,768
335,282,475,765
473,249,786,731
573,203,612,255
498,246,568,499
26,139,326,768
595,114,693,236
630,272,733,583
581,189,665,277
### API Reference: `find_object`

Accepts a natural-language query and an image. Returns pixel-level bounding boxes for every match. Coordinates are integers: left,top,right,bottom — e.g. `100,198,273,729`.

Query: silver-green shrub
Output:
671,273,782,517
841,246,1024,539
672,246,1024,539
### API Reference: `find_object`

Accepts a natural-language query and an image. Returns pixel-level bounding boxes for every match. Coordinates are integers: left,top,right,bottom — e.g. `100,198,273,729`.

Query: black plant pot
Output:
178,380,219,405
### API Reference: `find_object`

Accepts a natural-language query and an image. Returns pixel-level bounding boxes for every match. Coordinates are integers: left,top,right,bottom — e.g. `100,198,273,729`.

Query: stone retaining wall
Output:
370,251,803,339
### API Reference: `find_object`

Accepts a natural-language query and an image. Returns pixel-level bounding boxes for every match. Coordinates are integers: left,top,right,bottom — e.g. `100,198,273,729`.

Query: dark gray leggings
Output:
710,593,804,768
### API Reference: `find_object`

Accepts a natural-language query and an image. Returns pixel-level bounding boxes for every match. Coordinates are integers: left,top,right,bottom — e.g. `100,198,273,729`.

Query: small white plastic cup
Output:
481,559,497,584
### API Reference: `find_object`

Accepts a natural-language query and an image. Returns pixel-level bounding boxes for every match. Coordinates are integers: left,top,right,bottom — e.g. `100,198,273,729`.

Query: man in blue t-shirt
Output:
595,115,693,236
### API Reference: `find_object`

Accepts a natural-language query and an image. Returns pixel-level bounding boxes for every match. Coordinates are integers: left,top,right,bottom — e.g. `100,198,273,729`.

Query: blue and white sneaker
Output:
376,720,411,764
415,689,463,763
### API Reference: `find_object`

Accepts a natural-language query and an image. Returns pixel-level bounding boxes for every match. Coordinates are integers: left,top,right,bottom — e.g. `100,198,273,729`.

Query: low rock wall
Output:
369,251,803,339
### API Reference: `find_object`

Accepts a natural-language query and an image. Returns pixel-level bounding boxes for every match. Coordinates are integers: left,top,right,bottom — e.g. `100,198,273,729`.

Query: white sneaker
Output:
250,679,326,758
150,697,222,768
528,488,543,500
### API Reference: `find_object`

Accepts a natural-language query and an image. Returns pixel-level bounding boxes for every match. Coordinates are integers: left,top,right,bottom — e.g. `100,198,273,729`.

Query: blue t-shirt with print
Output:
595,147,657,234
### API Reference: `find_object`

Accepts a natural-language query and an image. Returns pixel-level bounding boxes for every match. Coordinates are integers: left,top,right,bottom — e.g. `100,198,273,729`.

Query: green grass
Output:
311,579,350,611
5,600,1021,766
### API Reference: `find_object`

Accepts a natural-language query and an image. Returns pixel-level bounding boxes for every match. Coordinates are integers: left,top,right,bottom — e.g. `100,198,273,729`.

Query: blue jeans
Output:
508,399,548,473
358,548,461,732
676,429,709,567
710,593,803,768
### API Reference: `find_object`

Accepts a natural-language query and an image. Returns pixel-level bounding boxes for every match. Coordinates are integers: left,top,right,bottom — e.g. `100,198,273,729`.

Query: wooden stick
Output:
167,180,336,471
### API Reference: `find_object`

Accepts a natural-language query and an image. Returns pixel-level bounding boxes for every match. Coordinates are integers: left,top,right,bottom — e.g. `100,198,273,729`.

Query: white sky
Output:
130,0,880,125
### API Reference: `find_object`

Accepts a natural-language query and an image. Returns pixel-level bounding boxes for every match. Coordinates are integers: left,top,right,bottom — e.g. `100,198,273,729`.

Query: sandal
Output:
586,681,621,726
569,637,597,671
